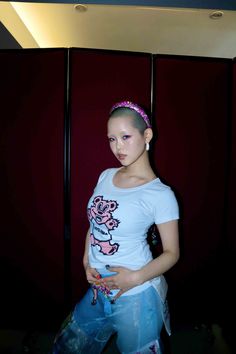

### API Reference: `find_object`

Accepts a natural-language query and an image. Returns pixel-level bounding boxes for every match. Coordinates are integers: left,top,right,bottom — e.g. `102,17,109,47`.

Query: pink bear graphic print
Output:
88,196,120,255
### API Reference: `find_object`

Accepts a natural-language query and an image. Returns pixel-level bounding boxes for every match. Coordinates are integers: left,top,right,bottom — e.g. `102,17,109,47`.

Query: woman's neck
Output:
114,154,156,188
121,152,155,178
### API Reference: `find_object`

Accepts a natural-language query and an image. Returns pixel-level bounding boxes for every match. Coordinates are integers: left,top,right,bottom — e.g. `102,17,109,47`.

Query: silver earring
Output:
146,142,150,151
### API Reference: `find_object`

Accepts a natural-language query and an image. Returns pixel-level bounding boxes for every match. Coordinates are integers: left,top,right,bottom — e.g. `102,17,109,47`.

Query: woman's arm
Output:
83,228,101,283
104,219,179,298
138,219,179,282
83,228,91,270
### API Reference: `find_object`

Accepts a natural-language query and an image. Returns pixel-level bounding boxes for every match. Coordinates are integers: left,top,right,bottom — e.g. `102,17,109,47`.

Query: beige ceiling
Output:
1,1,236,58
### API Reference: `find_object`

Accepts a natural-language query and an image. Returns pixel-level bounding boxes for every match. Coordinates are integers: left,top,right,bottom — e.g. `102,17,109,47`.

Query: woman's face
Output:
107,115,147,167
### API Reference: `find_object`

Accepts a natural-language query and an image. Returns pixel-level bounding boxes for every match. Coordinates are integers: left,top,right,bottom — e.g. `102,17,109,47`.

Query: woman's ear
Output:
144,128,153,143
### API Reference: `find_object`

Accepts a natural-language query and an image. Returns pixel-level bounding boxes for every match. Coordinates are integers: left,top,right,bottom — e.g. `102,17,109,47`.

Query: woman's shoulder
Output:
144,180,179,220
97,167,119,183
152,178,172,191
144,178,177,202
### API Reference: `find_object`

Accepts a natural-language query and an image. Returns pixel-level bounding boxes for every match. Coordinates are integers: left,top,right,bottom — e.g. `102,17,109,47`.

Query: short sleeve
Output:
154,188,179,224
97,168,118,184
97,169,109,184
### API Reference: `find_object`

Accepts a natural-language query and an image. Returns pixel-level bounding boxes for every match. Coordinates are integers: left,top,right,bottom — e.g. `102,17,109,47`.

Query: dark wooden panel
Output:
228,60,236,252
0,49,65,328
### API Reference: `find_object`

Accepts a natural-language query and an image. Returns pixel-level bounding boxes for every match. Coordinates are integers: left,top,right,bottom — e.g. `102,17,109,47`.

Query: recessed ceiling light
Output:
209,10,224,19
74,4,88,12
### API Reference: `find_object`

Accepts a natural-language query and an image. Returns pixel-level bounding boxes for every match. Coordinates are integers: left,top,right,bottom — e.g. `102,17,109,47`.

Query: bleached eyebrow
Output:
107,130,129,136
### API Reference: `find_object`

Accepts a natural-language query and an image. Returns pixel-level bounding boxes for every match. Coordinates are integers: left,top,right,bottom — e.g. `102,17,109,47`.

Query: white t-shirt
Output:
87,168,179,298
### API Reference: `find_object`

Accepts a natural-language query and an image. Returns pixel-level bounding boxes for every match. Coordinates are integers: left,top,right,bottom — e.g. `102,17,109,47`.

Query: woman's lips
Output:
117,153,127,160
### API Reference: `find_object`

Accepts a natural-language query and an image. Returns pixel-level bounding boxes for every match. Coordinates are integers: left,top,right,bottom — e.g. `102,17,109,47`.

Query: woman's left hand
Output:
102,266,140,300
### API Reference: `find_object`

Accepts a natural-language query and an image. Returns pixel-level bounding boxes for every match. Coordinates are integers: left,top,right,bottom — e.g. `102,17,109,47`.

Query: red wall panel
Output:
153,56,230,322
0,49,65,327
1,48,233,329
220,59,236,344
70,49,152,302
228,60,236,252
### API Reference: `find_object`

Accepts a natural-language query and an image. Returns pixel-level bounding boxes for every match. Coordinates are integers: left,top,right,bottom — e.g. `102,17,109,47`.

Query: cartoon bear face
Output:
90,196,118,225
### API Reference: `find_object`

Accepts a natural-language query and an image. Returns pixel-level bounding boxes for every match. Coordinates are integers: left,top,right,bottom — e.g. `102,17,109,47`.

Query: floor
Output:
0,323,233,354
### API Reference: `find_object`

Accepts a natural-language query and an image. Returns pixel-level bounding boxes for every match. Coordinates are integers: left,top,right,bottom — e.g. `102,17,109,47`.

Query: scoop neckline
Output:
110,168,159,191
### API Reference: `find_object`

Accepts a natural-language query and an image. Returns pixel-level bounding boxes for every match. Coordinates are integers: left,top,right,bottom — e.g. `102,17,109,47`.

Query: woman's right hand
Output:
84,264,101,284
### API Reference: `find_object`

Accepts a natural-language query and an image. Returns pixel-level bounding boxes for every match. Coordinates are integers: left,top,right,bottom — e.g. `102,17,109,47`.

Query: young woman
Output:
53,101,180,354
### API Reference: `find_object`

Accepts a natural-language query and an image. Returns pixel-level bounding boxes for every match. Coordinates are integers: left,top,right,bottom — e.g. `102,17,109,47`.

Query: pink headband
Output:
110,100,151,128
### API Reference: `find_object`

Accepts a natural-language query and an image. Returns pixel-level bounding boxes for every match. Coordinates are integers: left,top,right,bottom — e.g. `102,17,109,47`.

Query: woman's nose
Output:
116,140,123,150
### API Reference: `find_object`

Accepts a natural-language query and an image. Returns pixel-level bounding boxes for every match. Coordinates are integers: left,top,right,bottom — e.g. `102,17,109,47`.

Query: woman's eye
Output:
108,137,115,142
123,135,131,140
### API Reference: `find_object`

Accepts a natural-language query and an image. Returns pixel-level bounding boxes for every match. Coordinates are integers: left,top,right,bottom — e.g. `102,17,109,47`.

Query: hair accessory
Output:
110,100,151,128
146,142,150,151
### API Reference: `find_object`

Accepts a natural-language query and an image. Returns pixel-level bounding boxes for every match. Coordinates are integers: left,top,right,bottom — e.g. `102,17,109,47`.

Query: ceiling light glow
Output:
74,4,88,12
209,10,224,19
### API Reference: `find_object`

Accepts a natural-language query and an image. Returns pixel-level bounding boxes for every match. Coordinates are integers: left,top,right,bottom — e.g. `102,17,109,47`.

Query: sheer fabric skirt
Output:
52,285,167,354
